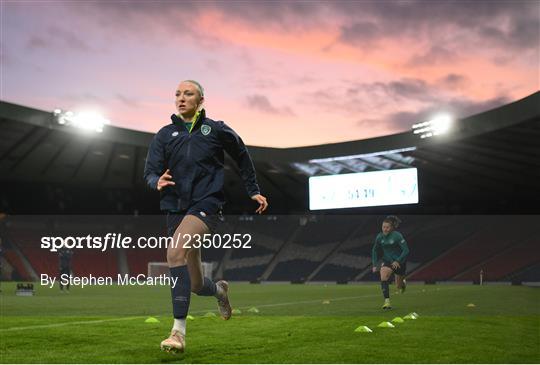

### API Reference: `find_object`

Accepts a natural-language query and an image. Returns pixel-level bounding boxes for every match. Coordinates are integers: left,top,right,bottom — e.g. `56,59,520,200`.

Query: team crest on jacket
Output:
201,125,211,136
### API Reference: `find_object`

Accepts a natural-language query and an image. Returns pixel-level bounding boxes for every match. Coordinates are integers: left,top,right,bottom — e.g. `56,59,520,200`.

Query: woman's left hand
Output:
391,261,401,270
251,194,268,214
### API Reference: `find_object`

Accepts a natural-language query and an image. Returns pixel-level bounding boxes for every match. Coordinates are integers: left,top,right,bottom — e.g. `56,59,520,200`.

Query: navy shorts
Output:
382,261,407,276
166,205,223,236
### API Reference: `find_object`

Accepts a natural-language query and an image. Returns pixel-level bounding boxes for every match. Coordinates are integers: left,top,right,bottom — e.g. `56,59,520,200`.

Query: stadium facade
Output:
1,91,539,214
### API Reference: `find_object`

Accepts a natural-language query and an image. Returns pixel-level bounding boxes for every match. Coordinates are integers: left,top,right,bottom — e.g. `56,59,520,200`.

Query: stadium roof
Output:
1,91,539,213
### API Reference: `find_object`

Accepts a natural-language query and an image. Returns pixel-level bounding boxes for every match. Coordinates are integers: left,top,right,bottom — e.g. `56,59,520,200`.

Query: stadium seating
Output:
313,216,443,281
5,222,120,278
409,217,534,281
2,215,538,284
3,248,32,280
508,262,540,283
453,236,539,281
222,216,295,280
265,216,360,281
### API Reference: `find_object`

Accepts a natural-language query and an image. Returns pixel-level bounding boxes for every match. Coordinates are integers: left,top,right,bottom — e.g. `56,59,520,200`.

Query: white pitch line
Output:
1,287,453,332
233,286,458,310
235,293,381,309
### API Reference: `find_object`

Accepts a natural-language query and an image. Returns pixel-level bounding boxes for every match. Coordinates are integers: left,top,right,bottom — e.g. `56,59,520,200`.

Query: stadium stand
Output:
409,216,535,281
1,92,539,283
508,262,540,283
3,247,32,280
265,216,359,281
453,235,539,281
222,216,295,281
1,214,538,283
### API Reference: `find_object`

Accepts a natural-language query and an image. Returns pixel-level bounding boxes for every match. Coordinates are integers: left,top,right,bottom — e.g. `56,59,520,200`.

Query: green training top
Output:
371,231,409,266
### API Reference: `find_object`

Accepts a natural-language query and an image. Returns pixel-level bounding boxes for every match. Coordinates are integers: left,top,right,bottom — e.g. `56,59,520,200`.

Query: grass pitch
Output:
1,282,539,363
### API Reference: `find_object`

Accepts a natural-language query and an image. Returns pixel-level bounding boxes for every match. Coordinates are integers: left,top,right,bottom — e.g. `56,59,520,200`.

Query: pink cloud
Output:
3,1,538,147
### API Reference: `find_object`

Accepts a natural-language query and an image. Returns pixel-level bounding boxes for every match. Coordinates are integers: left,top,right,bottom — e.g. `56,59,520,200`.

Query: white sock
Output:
172,318,186,336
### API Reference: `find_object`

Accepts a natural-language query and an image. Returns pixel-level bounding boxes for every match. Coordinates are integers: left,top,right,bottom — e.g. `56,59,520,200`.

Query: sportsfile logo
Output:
40,233,253,252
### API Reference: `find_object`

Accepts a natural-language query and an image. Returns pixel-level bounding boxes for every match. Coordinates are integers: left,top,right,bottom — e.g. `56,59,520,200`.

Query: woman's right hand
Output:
157,169,175,191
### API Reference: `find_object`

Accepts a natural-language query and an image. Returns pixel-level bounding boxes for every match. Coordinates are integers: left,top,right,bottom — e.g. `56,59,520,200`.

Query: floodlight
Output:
430,114,452,134
53,109,110,133
412,113,453,138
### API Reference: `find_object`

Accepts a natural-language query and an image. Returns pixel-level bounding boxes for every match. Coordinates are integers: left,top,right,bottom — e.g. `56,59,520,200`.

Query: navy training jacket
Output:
143,110,260,213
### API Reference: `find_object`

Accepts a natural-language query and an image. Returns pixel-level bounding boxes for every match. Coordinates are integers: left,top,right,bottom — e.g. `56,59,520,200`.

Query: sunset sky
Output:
3,1,539,147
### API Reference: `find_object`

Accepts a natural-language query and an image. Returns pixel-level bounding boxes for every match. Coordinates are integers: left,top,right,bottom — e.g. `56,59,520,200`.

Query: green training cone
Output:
186,315,195,320
204,312,217,317
412,312,420,317
403,313,417,320
354,325,373,333
232,308,242,315
467,303,476,308
322,300,330,304
391,317,405,323
377,321,395,328
247,307,260,313
144,317,160,323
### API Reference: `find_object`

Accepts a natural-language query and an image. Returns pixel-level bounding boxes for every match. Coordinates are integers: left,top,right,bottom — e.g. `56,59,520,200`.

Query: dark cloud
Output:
56,1,538,60
407,46,458,66
66,1,323,47
300,87,351,114
87,0,531,36
27,26,92,52
491,55,514,67
384,79,430,100
508,15,540,49
309,77,510,122
334,1,538,52
385,95,511,130
47,0,539,54
293,75,319,85
344,78,435,104
208,1,322,28
246,95,295,116
437,74,469,90
59,2,224,48
478,14,540,50
48,26,92,52
116,94,139,108
27,36,50,50
88,1,322,29
339,21,381,46
63,93,104,103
